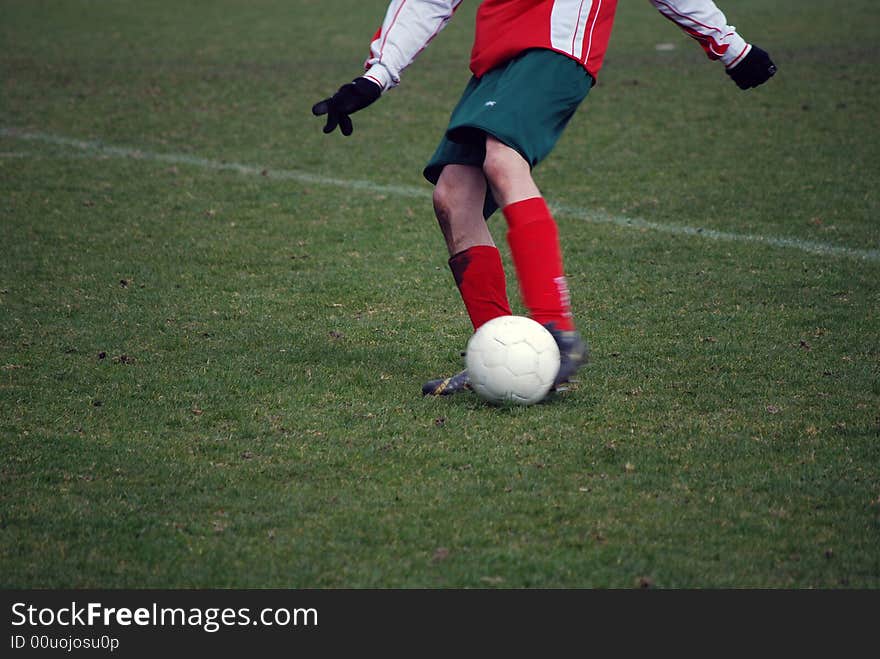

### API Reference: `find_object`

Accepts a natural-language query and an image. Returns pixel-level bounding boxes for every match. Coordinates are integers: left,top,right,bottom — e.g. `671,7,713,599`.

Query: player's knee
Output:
482,143,525,194
432,179,453,226
432,180,459,247
483,141,540,207
481,148,509,191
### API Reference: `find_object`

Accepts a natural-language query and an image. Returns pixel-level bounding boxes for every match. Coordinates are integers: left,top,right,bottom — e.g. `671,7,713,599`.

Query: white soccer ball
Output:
465,315,560,406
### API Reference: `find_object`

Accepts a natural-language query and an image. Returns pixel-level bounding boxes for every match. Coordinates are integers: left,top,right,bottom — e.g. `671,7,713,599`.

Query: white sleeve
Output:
363,0,464,91
649,0,751,68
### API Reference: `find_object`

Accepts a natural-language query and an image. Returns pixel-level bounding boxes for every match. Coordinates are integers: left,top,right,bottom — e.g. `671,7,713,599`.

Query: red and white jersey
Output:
364,0,750,90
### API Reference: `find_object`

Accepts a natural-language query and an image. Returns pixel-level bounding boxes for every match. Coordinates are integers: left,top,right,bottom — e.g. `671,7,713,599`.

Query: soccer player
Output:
312,0,776,397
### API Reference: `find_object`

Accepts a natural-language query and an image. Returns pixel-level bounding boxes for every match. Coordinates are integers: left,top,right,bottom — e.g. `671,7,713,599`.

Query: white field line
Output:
3,127,878,263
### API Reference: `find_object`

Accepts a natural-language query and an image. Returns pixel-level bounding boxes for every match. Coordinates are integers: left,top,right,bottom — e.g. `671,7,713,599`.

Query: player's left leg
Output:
482,136,588,386
482,136,573,331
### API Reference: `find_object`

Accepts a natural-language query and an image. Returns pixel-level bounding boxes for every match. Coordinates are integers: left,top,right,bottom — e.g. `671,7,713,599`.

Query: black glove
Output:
727,45,777,90
312,77,382,136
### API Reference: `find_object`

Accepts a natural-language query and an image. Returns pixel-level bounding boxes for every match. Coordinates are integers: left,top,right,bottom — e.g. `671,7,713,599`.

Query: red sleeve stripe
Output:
726,43,750,68
654,0,724,37
378,0,409,60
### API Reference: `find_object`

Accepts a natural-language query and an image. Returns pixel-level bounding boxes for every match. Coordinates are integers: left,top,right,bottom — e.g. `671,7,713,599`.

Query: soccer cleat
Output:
421,369,471,397
544,324,590,388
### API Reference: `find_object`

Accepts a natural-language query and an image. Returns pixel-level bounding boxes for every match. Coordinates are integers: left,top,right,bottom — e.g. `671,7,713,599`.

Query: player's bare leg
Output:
481,136,542,208
432,164,494,256
431,163,513,330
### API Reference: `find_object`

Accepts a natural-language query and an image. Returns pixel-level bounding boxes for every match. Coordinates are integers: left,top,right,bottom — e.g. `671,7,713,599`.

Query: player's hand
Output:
727,45,777,90
311,77,382,136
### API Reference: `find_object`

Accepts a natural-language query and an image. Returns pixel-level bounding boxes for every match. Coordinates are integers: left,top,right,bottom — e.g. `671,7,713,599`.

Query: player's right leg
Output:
432,164,513,329
422,164,513,397
432,163,493,256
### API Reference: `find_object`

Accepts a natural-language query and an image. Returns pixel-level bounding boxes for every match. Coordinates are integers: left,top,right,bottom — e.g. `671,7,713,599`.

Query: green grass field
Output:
1,0,878,588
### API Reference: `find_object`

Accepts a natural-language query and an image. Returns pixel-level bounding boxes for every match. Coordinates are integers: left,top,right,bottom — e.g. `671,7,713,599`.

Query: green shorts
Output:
423,48,593,217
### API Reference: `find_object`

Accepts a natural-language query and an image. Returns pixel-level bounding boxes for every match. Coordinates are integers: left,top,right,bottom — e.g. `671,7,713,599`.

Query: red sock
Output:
449,245,512,330
503,197,575,331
